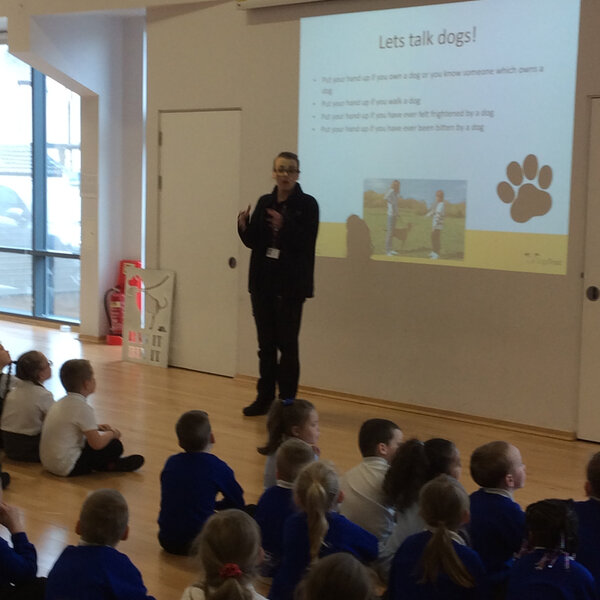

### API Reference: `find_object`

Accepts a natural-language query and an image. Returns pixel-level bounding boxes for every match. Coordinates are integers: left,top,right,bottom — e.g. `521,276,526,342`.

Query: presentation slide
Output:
298,0,580,274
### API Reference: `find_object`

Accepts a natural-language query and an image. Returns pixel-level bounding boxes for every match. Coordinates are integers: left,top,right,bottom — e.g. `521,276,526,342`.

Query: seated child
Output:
0,483,43,599
259,399,319,489
269,460,378,600
181,509,266,600
1,350,54,461
39,359,144,476
255,438,315,576
45,489,155,600
159,410,245,555
468,440,526,594
0,342,14,411
297,552,375,600
0,342,14,488
340,418,402,541
507,499,596,600
378,437,462,579
573,451,600,594
388,474,486,600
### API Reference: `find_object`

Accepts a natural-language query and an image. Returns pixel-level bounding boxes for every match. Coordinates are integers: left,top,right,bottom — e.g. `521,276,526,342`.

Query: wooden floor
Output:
0,320,598,600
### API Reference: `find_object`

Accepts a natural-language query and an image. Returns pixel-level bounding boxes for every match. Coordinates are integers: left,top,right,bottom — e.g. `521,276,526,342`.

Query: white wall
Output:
145,0,593,432
1,9,145,336
2,0,593,432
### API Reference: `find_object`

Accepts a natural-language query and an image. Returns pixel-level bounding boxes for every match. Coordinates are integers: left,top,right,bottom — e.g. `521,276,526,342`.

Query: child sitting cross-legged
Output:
269,460,378,600
0,342,14,488
0,342,15,411
1,350,54,462
388,474,486,600
40,359,144,476
159,410,245,555
181,509,266,600
507,499,596,600
45,489,155,600
255,437,315,577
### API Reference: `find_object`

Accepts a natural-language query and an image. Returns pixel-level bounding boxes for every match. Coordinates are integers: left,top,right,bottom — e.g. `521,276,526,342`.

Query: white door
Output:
157,110,240,376
578,97,600,440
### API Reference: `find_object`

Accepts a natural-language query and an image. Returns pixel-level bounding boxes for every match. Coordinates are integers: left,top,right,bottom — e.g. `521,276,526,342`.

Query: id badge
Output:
266,247,280,259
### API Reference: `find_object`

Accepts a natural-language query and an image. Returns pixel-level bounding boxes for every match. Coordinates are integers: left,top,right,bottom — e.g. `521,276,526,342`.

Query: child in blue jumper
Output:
388,474,487,600
0,483,43,599
255,437,315,577
45,489,155,600
269,460,377,600
469,440,526,597
574,451,600,595
159,410,245,555
507,499,597,600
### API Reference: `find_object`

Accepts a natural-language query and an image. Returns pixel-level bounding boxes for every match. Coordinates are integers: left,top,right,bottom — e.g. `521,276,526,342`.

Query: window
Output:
0,46,81,321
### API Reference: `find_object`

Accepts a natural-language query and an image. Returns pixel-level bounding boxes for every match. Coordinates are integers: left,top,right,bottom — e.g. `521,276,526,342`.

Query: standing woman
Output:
237,152,319,417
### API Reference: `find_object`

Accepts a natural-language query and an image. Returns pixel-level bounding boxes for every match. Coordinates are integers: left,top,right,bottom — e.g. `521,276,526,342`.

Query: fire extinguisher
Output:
104,287,125,344
104,259,142,345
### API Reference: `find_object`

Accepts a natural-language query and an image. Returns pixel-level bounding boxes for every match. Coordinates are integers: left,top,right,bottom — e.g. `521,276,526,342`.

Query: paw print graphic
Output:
497,154,553,223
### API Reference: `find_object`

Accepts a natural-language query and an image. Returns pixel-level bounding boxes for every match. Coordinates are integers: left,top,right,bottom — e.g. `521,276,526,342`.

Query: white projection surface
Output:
298,0,580,274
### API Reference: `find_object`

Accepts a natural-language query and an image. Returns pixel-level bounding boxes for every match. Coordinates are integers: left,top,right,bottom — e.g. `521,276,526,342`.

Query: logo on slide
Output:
497,155,553,223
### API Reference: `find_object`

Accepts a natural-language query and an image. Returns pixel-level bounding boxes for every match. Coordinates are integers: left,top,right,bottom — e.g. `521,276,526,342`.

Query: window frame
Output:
0,52,81,323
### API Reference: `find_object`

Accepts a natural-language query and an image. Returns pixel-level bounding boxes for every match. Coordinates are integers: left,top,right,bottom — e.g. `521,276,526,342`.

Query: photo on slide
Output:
363,178,466,260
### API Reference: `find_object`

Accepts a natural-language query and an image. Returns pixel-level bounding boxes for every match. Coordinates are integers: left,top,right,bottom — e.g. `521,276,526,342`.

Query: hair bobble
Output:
281,398,294,406
219,563,242,579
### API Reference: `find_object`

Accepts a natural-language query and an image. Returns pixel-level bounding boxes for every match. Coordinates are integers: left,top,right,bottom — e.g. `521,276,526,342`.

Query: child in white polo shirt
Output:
40,359,144,476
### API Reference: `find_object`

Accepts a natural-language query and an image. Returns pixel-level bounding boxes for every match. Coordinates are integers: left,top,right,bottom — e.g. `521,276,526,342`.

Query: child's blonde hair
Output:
258,398,315,456
418,474,474,588
294,460,339,562
192,509,261,600
276,438,315,483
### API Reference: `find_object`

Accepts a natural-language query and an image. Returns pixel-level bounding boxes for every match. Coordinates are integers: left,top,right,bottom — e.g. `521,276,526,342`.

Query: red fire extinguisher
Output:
104,287,125,343
104,260,142,345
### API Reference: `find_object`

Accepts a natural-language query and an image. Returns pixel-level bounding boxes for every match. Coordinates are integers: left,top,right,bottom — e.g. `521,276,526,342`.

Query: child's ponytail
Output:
0,343,13,409
384,438,459,511
418,474,475,588
258,398,315,456
0,361,13,406
191,509,261,600
294,461,339,562
15,351,48,386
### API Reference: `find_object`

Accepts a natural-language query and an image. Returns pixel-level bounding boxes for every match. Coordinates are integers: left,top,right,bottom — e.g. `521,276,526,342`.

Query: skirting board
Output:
235,374,575,441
